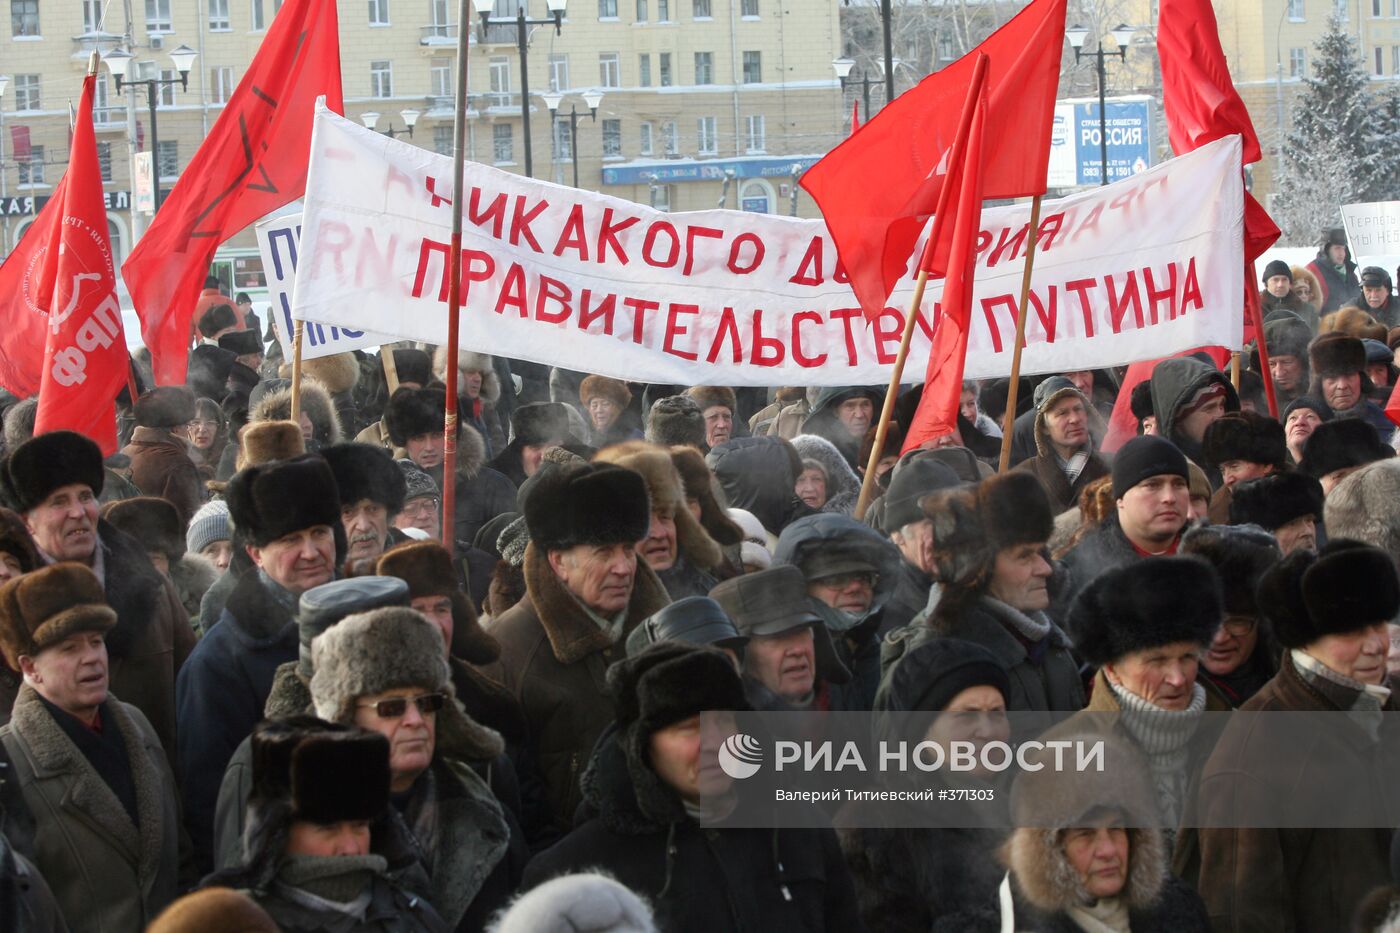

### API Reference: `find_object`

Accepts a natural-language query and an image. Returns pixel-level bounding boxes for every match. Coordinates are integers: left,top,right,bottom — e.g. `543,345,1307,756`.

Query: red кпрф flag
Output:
122,0,342,386
800,0,1065,320
30,72,130,454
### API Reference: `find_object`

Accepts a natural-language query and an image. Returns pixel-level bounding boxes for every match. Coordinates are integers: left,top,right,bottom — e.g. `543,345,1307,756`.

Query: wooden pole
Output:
1230,350,1241,390
995,194,1044,473
290,321,304,423
440,0,473,554
382,343,401,397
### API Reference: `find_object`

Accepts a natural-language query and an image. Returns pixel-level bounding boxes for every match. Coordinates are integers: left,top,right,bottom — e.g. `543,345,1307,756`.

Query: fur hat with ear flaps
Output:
685,385,737,415
134,385,196,429
383,386,446,447
668,445,744,546
1179,524,1280,618
2,430,105,514
321,443,408,514
101,496,185,561
310,606,504,762
523,462,650,553
1067,557,1223,667
300,352,360,395
235,420,306,471
920,470,1054,591
226,453,345,554
1309,331,1368,379
1257,539,1400,649
0,562,117,668
248,378,342,448
594,441,722,571
580,375,633,411
376,540,501,665
1202,410,1288,469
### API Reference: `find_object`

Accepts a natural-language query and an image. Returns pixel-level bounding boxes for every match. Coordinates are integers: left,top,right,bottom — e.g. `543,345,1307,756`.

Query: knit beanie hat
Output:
1111,435,1189,498
1262,259,1292,283
185,499,231,556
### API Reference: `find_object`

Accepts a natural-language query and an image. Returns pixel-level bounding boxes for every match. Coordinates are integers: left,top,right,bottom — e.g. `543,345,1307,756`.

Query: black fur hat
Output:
1180,524,1281,616
101,497,185,561
321,443,407,514
134,386,197,429
1309,332,1367,379
218,330,263,357
249,717,390,825
1229,472,1324,531
1298,419,1392,480
1129,379,1156,424
382,386,445,447
2,431,105,514
226,454,344,549
510,402,575,446
977,471,1054,551
391,348,433,387
1264,316,1312,361
1257,539,1400,649
1067,557,1223,666
524,463,650,552
1202,410,1288,469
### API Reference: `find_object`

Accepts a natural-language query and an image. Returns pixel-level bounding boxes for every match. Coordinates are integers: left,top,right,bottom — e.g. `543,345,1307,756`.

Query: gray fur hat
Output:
645,395,706,449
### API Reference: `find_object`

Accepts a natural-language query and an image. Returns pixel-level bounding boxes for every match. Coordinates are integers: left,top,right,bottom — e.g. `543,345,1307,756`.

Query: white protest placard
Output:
1341,201,1400,256
254,212,391,361
293,106,1243,386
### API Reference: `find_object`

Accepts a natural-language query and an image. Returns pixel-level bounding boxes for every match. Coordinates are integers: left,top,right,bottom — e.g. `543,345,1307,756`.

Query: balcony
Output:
93,106,128,131
420,23,466,46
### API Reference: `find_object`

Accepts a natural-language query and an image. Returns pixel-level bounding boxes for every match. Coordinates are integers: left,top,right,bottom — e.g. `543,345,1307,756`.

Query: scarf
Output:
567,590,627,641
1292,649,1391,740
1109,680,1206,828
275,853,387,913
1066,896,1131,933
256,568,302,617
979,596,1053,643
1056,449,1091,484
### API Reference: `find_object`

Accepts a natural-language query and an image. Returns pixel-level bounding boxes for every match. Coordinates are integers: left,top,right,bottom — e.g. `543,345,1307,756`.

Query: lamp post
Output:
541,89,601,188
103,43,197,210
831,58,883,122
0,73,9,256
361,108,421,139
1065,23,1133,186
840,0,895,103
476,0,568,178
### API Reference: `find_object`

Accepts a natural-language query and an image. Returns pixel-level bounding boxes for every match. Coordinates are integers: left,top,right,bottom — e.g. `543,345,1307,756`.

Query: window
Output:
93,75,116,123
210,67,234,104
209,0,230,30
1336,0,1348,19
662,120,678,154
157,140,179,179
659,52,673,86
640,121,654,154
434,125,453,156
371,61,393,98
695,51,714,84
636,0,647,20
493,124,514,163
1287,0,1304,18
742,51,762,83
1289,47,1307,77
252,0,267,29
1394,45,1400,73
697,116,717,154
602,118,622,156
12,75,39,111
600,0,618,15
369,0,389,26
745,114,765,152
639,54,652,86
97,142,113,182
658,0,670,18
151,66,178,107
11,0,38,36
549,53,570,91
555,120,573,159
1393,0,1399,17
146,0,171,31
650,183,671,210
489,57,511,105
937,33,956,61
1378,45,1385,74
430,0,449,27
1375,0,1382,15
17,146,44,186
431,58,453,97
741,0,757,15
82,0,104,33
693,0,711,16
600,52,621,87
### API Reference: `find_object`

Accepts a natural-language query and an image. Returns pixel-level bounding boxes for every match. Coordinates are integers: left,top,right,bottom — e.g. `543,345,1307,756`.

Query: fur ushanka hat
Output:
1229,472,1324,532
594,441,722,571
1202,410,1288,470
383,386,447,447
920,470,1054,591
668,445,745,547
2,430,105,514
134,385,197,429
523,463,650,553
0,562,116,668
580,376,633,411
1256,539,1400,649
1309,332,1368,379
1067,557,1223,667
1179,524,1281,618
646,396,706,449
236,420,306,471
226,453,345,555
685,385,738,415
321,443,408,514
101,497,186,561
376,540,501,665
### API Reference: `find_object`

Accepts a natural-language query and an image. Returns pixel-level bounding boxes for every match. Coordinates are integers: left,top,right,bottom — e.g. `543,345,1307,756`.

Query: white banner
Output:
1341,200,1400,256
294,106,1244,387
254,212,391,361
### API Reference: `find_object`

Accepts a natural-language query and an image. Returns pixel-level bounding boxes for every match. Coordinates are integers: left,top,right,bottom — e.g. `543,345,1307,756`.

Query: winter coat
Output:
1054,512,1155,619
522,722,865,933
1149,357,1240,488
0,831,66,933
483,543,671,840
97,468,141,508
1,687,185,933
1331,396,1396,443
1011,406,1110,515
800,387,876,469
883,560,933,634
1195,653,1399,932
121,428,203,528
706,437,816,535
997,862,1211,933
1260,290,1320,333
169,554,219,622
789,434,862,515
749,392,811,439
428,425,517,547
1306,247,1361,313
654,555,718,601
175,569,299,873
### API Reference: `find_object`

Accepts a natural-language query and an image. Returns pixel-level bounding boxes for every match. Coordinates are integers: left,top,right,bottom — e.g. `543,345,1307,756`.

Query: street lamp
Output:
476,0,569,178
543,90,601,188
832,57,882,122
361,108,420,138
104,44,197,210
1066,23,1133,186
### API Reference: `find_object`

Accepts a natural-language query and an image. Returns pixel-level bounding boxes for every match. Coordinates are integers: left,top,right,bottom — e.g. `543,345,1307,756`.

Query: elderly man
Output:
0,431,191,760
685,386,738,450
487,402,576,486
487,462,668,840
1201,410,1290,524
1149,356,1239,489
0,564,185,932
1308,332,1394,440
879,457,963,631
393,459,441,541
1013,376,1109,513
1258,317,1312,408
1282,397,1329,464
321,442,409,575
176,453,344,872
1347,265,1400,327
801,386,882,468
121,386,204,528
1230,471,1325,556
1298,418,1394,494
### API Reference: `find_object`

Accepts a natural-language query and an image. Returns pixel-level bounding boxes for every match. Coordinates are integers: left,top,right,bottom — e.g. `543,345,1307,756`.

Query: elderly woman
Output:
1197,540,1400,931
579,376,640,447
183,397,228,482
310,607,523,932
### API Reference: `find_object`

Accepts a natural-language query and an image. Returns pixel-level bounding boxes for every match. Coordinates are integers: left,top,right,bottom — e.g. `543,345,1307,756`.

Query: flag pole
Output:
440,0,473,554
382,342,401,396
1245,262,1279,417
1230,351,1241,390
290,321,304,423
854,55,988,520
995,194,1044,472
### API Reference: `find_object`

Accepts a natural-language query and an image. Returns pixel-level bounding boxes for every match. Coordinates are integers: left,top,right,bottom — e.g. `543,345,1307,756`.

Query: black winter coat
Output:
705,437,816,535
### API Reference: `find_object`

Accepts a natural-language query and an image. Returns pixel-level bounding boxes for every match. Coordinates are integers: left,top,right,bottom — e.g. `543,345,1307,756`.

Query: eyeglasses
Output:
402,498,441,516
1221,617,1257,638
356,693,446,718
185,419,219,431
814,571,878,589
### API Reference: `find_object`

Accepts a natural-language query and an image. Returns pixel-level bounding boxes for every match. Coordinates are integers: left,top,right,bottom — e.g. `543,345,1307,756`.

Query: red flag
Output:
122,0,342,386
0,175,66,397
30,74,130,454
850,101,861,136
800,0,1065,320
902,65,989,453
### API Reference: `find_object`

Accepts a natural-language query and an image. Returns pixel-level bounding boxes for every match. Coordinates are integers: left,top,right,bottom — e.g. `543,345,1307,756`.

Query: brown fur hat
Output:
1289,264,1322,303
236,420,306,471
134,385,196,429
101,497,185,561
595,441,722,570
0,562,116,668
249,379,342,447
486,560,526,618
1309,331,1368,380
300,353,360,395
376,540,500,665
0,508,40,575
1320,306,1388,343
669,445,744,546
147,888,278,933
580,375,633,410
921,471,1054,591
685,385,738,414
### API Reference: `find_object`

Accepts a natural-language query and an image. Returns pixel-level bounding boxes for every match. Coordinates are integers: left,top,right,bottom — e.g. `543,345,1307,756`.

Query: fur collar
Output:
411,421,487,482
426,757,510,926
580,722,685,835
223,570,300,644
171,553,219,597
7,685,165,885
99,521,170,659
1004,824,1166,915
521,542,671,665
126,425,188,450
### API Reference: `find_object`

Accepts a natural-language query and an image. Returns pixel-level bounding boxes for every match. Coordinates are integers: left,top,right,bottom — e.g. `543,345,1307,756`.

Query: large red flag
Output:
0,180,65,397
902,67,989,453
122,0,342,386
800,0,1065,320
29,73,130,454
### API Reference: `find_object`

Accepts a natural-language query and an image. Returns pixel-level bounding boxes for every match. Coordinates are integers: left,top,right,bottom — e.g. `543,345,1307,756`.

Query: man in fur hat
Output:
434,347,507,455
1149,356,1239,489
320,442,409,575
120,386,204,527
1298,417,1394,494
800,387,882,469
0,563,186,933
1230,471,1325,555
487,462,669,840
1012,376,1110,514
383,386,517,547
1309,331,1394,440
1256,317,1312,407
487,401,577,486
1201,409,1290,523
879,457,962,631
0,431,192,763
176,453,345,872
645,395,707,449
685,385,738,451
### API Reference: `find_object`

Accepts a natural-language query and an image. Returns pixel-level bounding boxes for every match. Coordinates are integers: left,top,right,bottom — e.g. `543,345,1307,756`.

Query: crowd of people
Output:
0,239,1399,931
